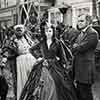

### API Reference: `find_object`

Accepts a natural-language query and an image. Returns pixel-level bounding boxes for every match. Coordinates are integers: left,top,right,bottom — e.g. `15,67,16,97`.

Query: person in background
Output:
14,25,37,100
92,17,100,38
72,14,98,100
56,22,65,40
62,25,80,48
0,51,8,100
2,26,17,100
92,17,100,74
0,26,18,100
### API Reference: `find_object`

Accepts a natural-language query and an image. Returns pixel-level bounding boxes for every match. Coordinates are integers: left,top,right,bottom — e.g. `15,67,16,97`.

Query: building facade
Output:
17,0,51,24
48,0,72,26
55,0,94,27
0,0,99,27
71,0,92,27
0,0,17,27
0,0,51,27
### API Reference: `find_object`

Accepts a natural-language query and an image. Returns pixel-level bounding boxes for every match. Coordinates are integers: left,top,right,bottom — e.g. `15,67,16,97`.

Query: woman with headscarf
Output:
14,24,37,100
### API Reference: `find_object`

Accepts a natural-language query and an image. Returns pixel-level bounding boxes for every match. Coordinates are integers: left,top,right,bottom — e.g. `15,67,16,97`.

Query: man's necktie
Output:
77,31,84,43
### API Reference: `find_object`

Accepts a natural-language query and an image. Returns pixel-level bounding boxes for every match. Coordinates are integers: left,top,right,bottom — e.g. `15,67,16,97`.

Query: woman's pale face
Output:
45,27,53,39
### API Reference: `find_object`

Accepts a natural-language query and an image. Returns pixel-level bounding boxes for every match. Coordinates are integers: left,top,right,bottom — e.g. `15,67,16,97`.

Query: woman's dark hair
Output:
76,24,81,31
56,23,65,39
40,23,56,42
51,25,56,41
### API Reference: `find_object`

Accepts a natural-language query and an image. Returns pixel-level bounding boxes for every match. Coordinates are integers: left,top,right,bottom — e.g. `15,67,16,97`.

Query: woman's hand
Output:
14,38,18,43
43,59,48,66
37,57,43,62
0,57,7,68
73,43,79,48
33,57,43,66
2,57,7,63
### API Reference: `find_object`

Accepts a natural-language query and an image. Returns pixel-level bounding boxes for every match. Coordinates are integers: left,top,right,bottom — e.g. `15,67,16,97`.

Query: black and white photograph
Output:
0,0,100,100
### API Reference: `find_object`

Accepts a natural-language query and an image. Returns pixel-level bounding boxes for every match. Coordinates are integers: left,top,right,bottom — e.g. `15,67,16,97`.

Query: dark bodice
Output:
41,41,60,59
31,40,65,64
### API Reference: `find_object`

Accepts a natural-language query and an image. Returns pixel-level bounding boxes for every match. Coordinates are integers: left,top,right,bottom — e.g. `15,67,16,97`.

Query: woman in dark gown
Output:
19,23,77,100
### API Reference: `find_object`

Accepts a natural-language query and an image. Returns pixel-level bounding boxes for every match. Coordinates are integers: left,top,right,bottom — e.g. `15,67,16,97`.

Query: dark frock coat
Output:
72,27,98,84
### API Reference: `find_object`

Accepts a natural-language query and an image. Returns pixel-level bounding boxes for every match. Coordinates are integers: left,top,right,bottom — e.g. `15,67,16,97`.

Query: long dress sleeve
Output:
56,41,66,65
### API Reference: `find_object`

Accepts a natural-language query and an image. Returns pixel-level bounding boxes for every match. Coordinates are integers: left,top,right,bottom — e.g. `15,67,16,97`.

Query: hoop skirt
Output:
20,40,77,100
15,37,36,100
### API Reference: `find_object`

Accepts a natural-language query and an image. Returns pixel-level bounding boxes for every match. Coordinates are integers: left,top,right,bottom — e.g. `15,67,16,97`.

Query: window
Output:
49,9,63,26
4,0,8,7
98,2,100,16
77,7,90,16
0,0,8,8
7,0,16,7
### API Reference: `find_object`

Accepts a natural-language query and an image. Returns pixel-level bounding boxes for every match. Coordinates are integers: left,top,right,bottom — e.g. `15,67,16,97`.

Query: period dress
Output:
15,36,36,100
20,39,77,100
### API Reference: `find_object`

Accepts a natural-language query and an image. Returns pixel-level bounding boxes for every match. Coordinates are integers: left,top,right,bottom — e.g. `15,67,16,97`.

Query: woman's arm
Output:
56,41,66,65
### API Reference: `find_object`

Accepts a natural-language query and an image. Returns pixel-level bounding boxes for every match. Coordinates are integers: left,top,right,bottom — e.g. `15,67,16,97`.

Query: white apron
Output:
16,37,36,100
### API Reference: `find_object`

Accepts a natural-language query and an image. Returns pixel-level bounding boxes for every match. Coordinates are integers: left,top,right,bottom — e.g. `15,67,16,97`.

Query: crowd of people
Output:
0,13,99,100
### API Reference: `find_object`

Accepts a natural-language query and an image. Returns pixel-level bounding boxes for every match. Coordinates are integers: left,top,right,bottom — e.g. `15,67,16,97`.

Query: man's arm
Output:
72,31,98,54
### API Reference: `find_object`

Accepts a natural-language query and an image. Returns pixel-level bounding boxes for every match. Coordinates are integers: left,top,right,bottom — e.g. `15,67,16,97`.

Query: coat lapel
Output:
77,27,90,44
80,32,87,42
80,27,91,42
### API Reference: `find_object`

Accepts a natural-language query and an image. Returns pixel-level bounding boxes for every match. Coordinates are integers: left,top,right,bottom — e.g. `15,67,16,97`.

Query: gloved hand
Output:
0,57,7,69
42,59,48,66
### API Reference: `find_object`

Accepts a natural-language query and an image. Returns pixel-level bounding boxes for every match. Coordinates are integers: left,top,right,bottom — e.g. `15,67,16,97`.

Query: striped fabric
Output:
17,53,36,100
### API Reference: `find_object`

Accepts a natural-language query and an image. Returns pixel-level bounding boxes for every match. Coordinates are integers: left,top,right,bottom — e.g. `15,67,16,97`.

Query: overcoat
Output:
72,27,98,84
